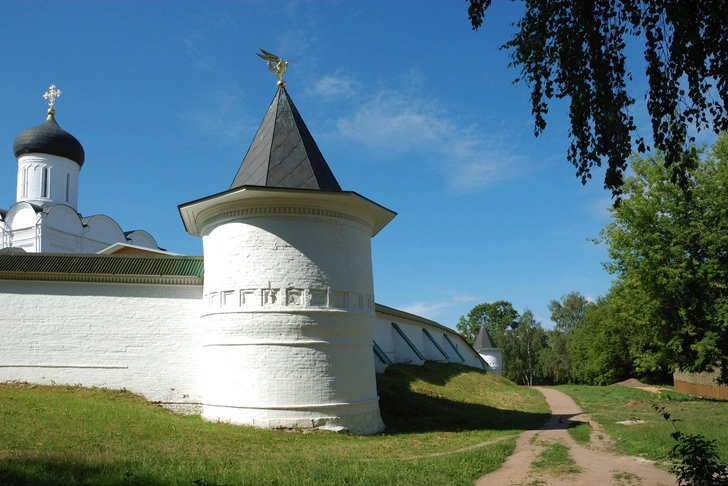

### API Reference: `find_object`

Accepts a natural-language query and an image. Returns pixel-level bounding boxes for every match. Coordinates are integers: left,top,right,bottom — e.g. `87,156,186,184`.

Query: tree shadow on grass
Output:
0,362,549,485
0,458,169,486
376,362,551,435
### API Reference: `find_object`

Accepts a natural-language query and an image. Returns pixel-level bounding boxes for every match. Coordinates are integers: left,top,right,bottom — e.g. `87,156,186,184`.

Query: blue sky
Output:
0,1,629,329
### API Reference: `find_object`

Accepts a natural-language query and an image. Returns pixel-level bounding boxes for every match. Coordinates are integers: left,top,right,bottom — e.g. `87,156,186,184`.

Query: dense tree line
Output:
458,135,728,385
457,293,590,385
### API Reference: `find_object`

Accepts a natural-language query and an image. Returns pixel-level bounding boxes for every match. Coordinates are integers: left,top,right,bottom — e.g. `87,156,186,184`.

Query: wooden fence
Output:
674,379,728,400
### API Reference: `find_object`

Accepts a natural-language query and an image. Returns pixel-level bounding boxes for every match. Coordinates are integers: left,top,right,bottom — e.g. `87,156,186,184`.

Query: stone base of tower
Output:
199,311,386,435
202,401,385,435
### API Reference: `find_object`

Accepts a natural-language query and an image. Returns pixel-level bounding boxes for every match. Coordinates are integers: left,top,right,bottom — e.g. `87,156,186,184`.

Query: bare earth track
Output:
475,387,675,486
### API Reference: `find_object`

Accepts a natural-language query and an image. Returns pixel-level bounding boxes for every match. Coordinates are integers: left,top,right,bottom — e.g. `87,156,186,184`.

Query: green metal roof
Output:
373,341,392,365
0,253,204,277
422,327,450,360
443,334,466,362
391,322,425,361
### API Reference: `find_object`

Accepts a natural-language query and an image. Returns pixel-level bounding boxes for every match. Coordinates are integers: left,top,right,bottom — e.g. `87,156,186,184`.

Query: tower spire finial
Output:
257,48,295,89
43,84,62,120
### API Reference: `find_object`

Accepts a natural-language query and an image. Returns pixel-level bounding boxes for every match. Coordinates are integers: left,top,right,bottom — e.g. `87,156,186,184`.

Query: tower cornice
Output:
178,186,396,237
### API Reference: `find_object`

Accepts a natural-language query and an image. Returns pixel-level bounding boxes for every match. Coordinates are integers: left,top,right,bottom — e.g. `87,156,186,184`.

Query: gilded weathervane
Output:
257,48,294,88
43,84,62,119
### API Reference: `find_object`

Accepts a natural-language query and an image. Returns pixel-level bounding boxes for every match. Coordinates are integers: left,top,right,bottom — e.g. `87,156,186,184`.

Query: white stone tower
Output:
179,83,395,434
473,324,503,376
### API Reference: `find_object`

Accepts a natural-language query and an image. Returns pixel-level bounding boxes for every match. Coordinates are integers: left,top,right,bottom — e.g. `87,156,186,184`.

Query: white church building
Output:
0,83,490,434
1,86,160,254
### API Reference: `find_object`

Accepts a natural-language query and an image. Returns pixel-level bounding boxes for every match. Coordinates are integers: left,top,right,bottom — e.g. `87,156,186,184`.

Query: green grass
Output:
612,471,641,485
567,421,592,445
558,385,728,463
0,363,550,485
531,441,581,475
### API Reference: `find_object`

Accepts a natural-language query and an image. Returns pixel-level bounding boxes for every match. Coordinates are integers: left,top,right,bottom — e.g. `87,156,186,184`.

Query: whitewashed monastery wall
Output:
0,279,204,412
0,279,485,415
373,305,484,371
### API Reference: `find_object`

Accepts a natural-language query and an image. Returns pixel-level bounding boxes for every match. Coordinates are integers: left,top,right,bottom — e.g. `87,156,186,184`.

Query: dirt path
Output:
475,387,675,486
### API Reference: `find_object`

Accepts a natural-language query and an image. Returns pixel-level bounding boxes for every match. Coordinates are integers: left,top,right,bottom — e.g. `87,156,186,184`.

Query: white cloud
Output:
452,294,478,303
401,294,477,320
400,301,451,318
308,73,361,100
335,87,521,193
180,88,254,143
181,34,217,72
582,196,613,221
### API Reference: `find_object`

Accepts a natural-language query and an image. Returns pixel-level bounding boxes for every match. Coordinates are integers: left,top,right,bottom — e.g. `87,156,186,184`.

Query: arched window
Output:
42,167,50,198
21,167,29,198
65,173,70,202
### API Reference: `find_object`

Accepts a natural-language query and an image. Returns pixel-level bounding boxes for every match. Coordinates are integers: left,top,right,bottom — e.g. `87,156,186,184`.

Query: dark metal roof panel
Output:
13,116,85,167
230,89,341,191
473,324,499,350
0,253,204,277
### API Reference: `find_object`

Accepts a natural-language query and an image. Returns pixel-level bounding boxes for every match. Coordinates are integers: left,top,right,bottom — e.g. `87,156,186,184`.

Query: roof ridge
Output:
0,252,202,260
473,324,499,350
229,89,341,191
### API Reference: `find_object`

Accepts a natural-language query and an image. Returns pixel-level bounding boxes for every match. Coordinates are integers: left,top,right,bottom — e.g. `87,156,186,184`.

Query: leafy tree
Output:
548,292,591,334
539,329,571,384
608,278,672,378
540,292,591,384
456,300,519,345
598,134,728,379
503,309,547,385
567,292,634,385
466,1,728,200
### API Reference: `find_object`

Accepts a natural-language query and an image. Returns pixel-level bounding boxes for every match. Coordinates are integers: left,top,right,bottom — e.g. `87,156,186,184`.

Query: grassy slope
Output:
0,363,549,486
559,385,728,462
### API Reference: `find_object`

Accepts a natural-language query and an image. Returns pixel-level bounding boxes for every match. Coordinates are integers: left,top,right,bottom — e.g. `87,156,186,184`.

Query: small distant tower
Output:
179,57,396,434
13,85,85,210
473,324,503,375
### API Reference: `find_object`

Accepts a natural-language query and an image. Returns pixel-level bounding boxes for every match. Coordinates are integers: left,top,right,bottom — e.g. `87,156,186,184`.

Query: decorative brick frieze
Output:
203,286,374,313
199,205,372,235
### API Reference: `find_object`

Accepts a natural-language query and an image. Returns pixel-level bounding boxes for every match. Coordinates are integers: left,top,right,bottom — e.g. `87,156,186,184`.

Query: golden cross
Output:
43,84,62,109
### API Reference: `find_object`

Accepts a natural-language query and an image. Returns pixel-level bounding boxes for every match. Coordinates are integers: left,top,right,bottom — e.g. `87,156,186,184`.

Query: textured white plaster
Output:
5,204,38,230
479,350,503,375
0,280,204,412
82,215,127,246
200,210,384,434
125,230,158,249
373,354,388,374
46,205,84,233
441,334,465,363
17,154,80,210
2,153,159,254
422,330,448,362
372,314,485,370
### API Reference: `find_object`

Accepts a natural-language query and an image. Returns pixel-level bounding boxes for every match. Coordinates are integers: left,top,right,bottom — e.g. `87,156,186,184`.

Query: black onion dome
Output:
13,115,85,167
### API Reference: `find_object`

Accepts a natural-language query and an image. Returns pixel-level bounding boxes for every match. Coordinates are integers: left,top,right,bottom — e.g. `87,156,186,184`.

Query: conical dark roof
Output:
473,324,499,351
230,88,341,191
13,114,85,167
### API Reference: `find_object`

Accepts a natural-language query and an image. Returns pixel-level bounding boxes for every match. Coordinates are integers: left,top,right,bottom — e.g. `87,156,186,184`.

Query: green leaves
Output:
466,0,728,200
654,405,728,486
455,300,519,345
538,292,592,384
506,310,548,385
456,302,549,385
599,135,728,378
